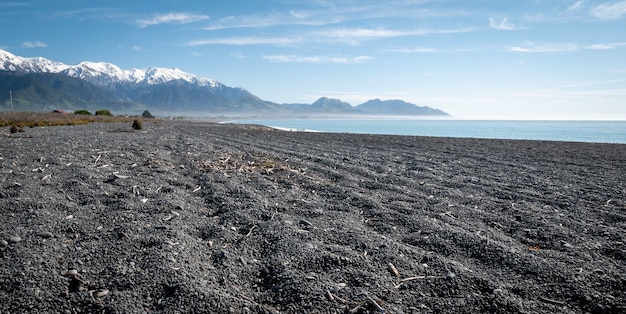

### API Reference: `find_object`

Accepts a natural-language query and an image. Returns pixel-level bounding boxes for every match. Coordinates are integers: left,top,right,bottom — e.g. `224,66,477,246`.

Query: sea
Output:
231,119,626,144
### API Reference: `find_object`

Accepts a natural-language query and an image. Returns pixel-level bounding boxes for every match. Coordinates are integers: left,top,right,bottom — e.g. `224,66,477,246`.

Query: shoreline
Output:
228,119,626,145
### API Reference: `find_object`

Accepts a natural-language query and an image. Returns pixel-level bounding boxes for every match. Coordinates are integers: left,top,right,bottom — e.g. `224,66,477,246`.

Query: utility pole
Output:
9,90,13,112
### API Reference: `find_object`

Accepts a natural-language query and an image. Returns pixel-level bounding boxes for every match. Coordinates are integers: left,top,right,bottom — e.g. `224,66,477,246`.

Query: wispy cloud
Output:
21,41,47,48
313,27,473,44
187,26,472,47
380,46,487,54
569,0,586,11
185,36,302,46
315,28,414,42
50,7,120,20
509,42,578,53
381,47,440,53
231,51,246,59
137,12,209,28
263,54,373,64
489,17,516,30
204,11,341,30
591,1,626,19
202,1,468,31
559,79,624,88
509,41,626,53
559,0,586,15
586,42,626,49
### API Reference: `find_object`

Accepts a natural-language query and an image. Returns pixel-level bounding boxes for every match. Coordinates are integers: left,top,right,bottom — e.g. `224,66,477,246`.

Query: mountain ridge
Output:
0,70,146,112
0,49,450,117
0,49,220,88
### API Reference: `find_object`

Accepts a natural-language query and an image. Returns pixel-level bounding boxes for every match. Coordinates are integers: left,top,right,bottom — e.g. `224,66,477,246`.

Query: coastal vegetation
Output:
0,111,148,129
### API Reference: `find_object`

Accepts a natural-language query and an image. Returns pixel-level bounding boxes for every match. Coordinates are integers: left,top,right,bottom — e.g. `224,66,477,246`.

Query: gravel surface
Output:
1,121,624,313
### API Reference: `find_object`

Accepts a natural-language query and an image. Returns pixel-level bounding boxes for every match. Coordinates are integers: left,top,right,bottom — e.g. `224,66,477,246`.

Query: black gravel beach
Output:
1,121,624,313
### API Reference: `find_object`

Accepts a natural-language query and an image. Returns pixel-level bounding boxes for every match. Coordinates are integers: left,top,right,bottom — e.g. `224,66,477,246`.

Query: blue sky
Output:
1,0,625,119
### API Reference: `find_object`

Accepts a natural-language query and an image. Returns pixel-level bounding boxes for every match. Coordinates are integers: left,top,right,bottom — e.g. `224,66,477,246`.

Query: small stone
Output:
591,304,606,314
445,272,456,281
37,231,54,239
0,240,7,247
65,269,79,276
8,235,21,244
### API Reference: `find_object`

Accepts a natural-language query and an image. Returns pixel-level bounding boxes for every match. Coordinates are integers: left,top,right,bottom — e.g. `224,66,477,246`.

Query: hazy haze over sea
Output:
233,119,626,144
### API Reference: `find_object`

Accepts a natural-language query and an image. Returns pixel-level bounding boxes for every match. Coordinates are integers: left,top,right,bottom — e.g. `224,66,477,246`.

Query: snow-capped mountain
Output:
60,62,221,89
0,49,69,73
136,67,220,87
0,49,221,89
0,49,277,114
61,61,131,87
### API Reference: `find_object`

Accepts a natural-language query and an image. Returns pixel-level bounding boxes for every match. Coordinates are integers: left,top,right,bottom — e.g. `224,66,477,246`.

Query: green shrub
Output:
95,109,113,116
132,120,142,130
10,124,24,133
142,110,155,118
74,109,92,115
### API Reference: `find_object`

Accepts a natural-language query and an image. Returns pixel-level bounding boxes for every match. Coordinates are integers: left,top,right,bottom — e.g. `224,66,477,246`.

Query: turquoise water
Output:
233,119,626,144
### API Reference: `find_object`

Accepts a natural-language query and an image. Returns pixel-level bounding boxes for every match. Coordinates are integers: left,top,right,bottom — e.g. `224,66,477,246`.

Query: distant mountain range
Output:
0,49,450,117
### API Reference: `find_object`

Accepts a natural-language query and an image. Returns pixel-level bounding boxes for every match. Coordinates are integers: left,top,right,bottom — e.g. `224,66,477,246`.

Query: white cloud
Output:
591,1,626,19
185,36,302,46
201,2,469,32
262,54,373,64
586,42,626,49
381,47,440,53
569,0,585,11
137,12,209,27
314,28,411,44
313,27,473,44
21,41,47,48
559,79,624,88
489,17,516,30
509,42,578,53
560,0,586,14
187,26,472,47
204,11,340,30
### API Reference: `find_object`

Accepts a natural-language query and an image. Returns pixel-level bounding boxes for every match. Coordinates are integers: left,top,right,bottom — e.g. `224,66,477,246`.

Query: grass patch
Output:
0,111,142,128
132,119,143,130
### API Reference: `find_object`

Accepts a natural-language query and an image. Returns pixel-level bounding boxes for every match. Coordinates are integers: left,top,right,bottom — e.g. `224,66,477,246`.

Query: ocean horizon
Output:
231,119,626,144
